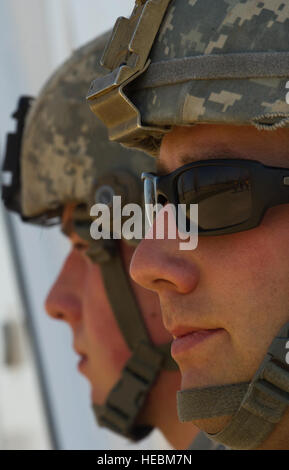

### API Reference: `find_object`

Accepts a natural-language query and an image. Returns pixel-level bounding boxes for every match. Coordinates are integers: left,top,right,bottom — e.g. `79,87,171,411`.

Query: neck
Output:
256,406,289,450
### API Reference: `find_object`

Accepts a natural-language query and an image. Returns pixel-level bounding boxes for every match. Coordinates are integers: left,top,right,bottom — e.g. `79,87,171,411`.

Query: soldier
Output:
87,0,289,449
2,33,204,449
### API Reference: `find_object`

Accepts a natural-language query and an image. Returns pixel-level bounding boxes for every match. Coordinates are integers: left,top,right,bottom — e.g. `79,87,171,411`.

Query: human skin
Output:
45,205,198,449
130,124,289,449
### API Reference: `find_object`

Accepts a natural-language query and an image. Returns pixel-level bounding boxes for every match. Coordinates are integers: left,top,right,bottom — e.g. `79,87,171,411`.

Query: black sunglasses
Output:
142,159,289,236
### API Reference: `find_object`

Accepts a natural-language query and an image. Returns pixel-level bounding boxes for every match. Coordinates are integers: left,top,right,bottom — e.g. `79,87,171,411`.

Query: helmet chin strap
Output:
177,322,289,449
90,240,177,441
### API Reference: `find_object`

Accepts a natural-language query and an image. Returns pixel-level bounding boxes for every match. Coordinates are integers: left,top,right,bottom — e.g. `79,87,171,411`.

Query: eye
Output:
73,241,88,252
71,232,90,253
61,203,92,251
75,203,88,212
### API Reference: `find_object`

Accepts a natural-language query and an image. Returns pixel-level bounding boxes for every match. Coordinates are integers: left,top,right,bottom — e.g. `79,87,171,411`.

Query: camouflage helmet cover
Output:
21,31,155,218
87,0,289,155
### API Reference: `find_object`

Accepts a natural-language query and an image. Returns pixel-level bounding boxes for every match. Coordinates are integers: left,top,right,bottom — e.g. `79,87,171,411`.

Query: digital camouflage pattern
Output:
21,31,155,218
109,0,289,154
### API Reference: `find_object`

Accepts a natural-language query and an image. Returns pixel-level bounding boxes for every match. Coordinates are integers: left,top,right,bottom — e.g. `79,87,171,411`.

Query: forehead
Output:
158,124,289,174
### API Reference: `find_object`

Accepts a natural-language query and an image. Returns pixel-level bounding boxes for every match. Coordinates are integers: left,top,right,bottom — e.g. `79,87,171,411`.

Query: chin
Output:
91,388,100,404
180,368,223,392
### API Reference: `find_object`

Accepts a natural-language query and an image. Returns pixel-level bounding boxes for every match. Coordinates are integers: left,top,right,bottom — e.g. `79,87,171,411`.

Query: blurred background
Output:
0,0,170,450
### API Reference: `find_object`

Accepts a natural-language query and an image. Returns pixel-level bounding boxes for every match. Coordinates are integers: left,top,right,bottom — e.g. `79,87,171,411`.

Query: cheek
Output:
130,280,173,345
82,266,130,370
121,241,172,345
199,205,289,362
202,204,289,292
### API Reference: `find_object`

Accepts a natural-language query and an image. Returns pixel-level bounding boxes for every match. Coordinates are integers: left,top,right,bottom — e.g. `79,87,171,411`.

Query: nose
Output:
45,249,86,328
130,206,200,295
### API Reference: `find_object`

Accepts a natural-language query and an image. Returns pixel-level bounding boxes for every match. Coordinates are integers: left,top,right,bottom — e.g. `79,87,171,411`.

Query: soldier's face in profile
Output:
45,211,171,407
130,124,289,444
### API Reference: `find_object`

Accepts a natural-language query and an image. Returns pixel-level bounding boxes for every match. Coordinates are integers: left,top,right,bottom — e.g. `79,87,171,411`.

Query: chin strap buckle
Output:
242,322,289,424
93,341,164,440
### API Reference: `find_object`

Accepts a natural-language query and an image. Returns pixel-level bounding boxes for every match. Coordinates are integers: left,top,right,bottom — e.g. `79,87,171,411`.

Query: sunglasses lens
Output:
178,165,252,230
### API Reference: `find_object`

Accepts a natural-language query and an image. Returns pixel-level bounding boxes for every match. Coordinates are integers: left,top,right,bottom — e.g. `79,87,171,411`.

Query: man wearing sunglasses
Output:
87,0,289,449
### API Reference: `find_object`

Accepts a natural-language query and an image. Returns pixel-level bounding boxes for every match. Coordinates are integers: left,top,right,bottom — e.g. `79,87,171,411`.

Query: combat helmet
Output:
2,31,177,442
87,0,289,156
87,1,289,449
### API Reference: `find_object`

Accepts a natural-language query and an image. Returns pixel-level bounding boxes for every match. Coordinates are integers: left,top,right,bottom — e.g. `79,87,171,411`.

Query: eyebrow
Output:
156,148,248,175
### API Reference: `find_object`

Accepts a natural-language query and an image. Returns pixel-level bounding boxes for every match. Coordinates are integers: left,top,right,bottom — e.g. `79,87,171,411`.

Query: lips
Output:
77,354,88,373
170,327,224,357
73,344,89,374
